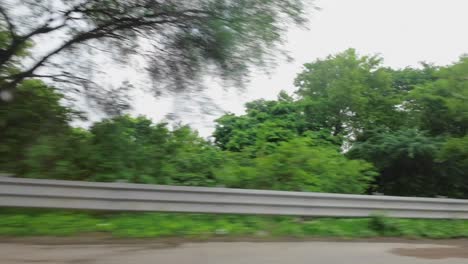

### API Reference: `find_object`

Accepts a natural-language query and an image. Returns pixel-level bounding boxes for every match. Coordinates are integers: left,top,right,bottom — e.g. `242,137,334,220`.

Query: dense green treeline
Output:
0,82,376,193
214,49,468,197
1,49,467,197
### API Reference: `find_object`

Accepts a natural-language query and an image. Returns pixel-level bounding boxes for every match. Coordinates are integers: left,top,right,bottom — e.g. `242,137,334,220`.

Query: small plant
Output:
369,214,400,236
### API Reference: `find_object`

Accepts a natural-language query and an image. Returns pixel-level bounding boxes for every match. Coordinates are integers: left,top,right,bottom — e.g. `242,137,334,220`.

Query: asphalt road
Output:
1,240,468,264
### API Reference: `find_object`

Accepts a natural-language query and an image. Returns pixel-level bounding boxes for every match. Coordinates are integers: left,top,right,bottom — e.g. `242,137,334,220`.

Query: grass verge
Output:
1,208,468,239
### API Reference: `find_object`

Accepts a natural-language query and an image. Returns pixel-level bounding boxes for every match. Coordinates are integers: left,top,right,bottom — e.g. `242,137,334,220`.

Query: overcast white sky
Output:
110,0,468,137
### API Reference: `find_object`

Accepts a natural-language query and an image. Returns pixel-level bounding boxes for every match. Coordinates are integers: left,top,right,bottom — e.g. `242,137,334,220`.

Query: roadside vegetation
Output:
1,209,468,239
1,1,467,240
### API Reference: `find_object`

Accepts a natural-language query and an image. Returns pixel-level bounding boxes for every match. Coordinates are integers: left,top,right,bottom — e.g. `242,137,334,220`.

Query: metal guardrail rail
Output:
1,176,468,219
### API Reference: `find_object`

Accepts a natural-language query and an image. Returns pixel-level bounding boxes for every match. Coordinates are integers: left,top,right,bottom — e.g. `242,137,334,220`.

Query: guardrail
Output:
1,176,468,219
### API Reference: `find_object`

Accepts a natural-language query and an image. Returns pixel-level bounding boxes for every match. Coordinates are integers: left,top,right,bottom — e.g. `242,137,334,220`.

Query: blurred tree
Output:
160,125,222,186
436,135,468,198
89,115,222,185
0,79,75,173
348,129,446,197
21,128,94,180
88,115,165,183
0,0,314,108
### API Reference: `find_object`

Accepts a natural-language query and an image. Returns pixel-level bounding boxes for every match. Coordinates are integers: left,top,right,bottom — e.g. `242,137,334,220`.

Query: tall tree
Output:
294,49,403,138
213,91,314,154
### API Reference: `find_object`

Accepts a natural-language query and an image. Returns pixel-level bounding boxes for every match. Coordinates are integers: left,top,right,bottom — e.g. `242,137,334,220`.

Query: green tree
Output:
0,80,75,173
295,49,403,137
407,56,468,136
160,125,222,186
436,136,468,198
89,115,223,186
21,128,94,180
348,129,447,197
89,115,166,183
385,63,437,93
214,91,312,154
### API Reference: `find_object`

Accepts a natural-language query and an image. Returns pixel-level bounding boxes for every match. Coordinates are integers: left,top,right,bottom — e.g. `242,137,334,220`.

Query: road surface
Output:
1,239,468,263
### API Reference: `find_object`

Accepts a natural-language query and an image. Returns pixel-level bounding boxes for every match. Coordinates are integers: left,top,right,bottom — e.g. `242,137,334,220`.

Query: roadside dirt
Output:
392,245,468,259
1,234,468,247
1,236,468,263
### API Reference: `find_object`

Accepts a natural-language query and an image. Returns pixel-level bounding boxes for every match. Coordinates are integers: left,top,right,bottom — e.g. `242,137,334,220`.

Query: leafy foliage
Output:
0,80,75,172
294,49,403,137
2,209,468,239
22,128,94,180
407,56,468,136
217,136,375,193
214,91,324,155
436,136,468,198
19,115,224,187
385,63,437,93
348,129,444,196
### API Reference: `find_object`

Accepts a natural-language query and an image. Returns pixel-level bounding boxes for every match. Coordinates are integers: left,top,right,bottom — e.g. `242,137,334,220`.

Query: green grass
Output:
1,208,468,239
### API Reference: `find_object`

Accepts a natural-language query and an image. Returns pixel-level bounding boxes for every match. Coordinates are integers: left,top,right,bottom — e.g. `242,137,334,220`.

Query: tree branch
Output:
3,15,187,87
29,72,95,88
0,5,16,38
0,1,90,68
1,3,217,90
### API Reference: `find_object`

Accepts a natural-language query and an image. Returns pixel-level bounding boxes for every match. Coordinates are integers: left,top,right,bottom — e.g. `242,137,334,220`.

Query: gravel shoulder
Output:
1,236,468,264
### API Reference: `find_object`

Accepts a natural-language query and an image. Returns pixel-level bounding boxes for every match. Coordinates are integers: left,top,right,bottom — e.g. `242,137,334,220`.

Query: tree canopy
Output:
213,50,468,197
294,49,403,137
407,57,468,136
